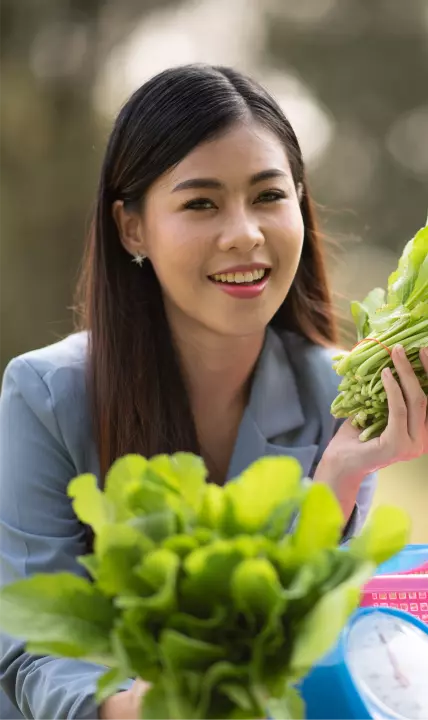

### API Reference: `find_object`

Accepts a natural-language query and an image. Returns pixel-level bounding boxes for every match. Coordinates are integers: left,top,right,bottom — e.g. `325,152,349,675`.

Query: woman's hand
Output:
99,679,150,720
314,345,428,520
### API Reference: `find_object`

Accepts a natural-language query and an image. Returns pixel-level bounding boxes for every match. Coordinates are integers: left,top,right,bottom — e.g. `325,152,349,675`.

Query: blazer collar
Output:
227,327,309,480
247,326,304,438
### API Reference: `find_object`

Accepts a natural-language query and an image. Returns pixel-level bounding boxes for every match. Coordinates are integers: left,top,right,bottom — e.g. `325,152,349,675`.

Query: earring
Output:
132,252,146,267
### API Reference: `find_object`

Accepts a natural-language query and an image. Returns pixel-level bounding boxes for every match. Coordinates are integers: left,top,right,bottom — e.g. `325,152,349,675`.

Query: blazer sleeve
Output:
0,357,132,719
341,470,378,542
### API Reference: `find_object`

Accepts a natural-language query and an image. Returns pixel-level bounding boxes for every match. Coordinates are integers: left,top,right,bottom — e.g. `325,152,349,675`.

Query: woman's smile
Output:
208,264,271,299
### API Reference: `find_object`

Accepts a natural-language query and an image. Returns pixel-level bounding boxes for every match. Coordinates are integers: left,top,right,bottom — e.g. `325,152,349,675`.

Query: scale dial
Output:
346,610,428,719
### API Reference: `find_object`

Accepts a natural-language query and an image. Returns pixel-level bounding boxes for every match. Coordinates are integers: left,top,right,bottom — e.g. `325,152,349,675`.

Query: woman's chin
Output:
198,314,273,339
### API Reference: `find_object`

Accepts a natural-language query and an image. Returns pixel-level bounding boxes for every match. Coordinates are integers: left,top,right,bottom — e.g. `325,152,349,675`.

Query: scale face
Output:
345,610,428,719
300,607,428,720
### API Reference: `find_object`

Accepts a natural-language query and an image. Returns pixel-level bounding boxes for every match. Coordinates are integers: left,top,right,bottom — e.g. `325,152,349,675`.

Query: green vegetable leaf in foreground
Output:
0,452,410,719
0,573,116,663
331,218,428,440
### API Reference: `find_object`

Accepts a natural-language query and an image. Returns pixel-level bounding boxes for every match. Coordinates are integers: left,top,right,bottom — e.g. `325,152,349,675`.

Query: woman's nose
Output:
217,211,265,253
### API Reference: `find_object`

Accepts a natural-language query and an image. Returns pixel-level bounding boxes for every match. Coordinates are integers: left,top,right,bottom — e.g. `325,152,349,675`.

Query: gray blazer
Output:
0,328,376,719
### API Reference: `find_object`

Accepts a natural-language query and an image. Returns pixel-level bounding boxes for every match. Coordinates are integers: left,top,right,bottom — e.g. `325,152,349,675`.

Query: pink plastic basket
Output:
361,561,428,624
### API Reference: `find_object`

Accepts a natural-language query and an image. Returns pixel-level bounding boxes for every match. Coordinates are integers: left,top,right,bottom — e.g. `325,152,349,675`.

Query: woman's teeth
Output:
211,269,266,284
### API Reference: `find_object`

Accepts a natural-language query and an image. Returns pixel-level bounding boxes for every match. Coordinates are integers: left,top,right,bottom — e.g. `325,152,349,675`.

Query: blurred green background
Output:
1,0,427,540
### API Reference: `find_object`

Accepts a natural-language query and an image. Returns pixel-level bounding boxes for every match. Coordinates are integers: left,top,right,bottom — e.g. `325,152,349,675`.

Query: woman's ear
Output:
112,200,146,258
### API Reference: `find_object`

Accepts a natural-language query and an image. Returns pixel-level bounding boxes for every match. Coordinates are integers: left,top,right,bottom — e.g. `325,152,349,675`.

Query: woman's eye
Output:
256,190,286,203
183,198,216,211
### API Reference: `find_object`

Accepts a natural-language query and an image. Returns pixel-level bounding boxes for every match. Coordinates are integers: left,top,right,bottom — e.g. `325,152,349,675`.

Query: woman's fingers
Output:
421,346,428,372
419,346,428,439
389,344,427,444
420,346,428,390
380,365,408,446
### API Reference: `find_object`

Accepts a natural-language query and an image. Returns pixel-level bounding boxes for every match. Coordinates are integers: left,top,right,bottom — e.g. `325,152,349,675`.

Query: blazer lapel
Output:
227,328,319,481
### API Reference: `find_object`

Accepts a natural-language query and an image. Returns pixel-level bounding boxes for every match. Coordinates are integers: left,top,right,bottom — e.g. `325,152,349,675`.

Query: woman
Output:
0,64,427,720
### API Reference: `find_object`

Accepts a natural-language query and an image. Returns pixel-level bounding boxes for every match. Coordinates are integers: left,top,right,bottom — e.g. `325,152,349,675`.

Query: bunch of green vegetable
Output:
0,453,409,719
331,220,428,441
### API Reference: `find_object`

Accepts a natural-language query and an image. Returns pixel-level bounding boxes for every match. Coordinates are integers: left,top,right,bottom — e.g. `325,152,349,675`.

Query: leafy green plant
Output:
331,219,428,440
0,453,410,718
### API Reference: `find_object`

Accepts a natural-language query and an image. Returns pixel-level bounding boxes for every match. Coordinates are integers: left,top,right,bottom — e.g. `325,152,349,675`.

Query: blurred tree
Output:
265,0,428,251
0,0,180,371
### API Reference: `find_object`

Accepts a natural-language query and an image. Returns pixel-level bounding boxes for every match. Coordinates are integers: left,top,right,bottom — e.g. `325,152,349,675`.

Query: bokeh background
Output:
1,0,427,540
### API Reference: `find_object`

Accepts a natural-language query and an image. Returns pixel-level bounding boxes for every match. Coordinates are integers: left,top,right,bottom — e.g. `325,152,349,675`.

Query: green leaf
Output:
194,661,249,719
369,304,409,335
162,533,199,558
168,605,228,640
95,627,134,703
291,483,343,561
285,551,337,602
140,681,171,720
77,553,99,579
160,629,225,671
126,479,174,517
350,505,410,564
290,562,373,676
119,548,180,614
68,474,114,533
130,509,178,543
261,498,300,542
0,573,116,662
268,684,305,720
407,254,428,308
219,683,254,712
362,287,386,317
114,609,160,681
193,527,215,546
182,539,255,609
96,666,131,704
197,483,226,530
318,550,359,594
410,300,428,321
104,454,150,521
350,301,369,341
148,453,208,510
222,457,302,535
387,225,428,308
231,558,284,620
138,548,179,591
351,289,387,340
94,524,154,596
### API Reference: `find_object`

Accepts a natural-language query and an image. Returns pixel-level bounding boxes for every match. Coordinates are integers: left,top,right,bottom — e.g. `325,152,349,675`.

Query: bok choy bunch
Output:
331,219,428,441
0,453,409,719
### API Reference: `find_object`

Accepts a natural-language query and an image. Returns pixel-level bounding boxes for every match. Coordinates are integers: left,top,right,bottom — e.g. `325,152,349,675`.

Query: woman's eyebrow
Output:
171,168,288,193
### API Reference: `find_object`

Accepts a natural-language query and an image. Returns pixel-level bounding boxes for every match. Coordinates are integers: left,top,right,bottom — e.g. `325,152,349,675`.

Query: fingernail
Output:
382,367,391,379
394,344,404,356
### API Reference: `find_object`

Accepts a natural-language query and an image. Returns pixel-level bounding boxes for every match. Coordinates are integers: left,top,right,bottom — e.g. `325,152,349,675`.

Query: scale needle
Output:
378,631,410,688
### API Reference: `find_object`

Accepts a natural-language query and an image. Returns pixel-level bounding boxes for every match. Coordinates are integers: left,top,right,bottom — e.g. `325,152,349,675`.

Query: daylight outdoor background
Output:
1,0,427,540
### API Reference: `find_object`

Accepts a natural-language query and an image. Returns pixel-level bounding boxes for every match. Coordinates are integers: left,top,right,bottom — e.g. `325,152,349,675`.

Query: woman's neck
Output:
172,323,264,409
168,314,265,482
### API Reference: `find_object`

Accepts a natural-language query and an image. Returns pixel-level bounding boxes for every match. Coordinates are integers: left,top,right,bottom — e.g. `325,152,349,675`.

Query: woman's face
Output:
130,121,304,338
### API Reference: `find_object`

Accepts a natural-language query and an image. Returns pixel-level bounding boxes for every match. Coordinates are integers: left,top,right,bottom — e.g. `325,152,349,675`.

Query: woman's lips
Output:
208,269,270,299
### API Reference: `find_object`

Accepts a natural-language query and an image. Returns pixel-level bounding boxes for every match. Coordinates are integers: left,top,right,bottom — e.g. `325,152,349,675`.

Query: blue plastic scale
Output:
300,546,428,719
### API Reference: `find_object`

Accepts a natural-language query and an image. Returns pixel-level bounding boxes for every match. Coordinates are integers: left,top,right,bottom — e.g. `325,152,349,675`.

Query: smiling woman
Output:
0,64,427,720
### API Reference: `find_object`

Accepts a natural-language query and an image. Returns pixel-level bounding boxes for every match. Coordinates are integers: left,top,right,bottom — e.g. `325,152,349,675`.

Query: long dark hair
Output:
75,64,338,480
